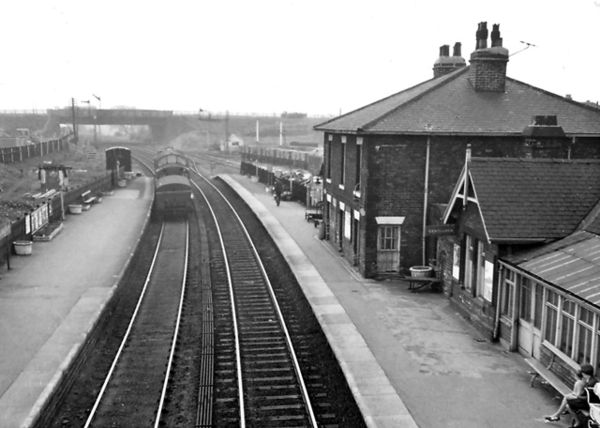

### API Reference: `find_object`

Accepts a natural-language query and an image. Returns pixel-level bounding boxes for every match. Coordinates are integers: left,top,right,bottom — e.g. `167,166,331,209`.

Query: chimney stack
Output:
469,22,509,92
433,42,466,78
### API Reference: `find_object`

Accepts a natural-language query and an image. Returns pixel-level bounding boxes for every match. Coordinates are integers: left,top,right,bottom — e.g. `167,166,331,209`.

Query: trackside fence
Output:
0,133,74,164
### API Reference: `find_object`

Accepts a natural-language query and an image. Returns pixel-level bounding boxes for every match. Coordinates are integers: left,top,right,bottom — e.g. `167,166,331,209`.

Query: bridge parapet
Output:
49,108,173,121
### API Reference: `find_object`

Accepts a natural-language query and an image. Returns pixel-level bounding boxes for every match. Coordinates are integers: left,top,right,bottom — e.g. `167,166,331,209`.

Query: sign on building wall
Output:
453,244,461,280
344,210,351,240
426,224,456,236
483,260,494,301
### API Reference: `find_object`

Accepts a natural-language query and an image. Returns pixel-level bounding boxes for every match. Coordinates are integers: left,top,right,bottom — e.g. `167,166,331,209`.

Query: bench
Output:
524,357,571,397
407,277,442,292
80,190,97,211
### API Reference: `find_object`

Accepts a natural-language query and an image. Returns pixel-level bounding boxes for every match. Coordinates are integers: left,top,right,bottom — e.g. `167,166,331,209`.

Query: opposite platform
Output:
0,177,153,428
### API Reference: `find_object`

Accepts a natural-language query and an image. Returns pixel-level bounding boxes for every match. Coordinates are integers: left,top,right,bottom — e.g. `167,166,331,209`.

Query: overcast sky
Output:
2,0,599,116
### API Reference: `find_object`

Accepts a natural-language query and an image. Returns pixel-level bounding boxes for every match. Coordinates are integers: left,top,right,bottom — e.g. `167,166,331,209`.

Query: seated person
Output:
544,368,586,422
566,363,598,428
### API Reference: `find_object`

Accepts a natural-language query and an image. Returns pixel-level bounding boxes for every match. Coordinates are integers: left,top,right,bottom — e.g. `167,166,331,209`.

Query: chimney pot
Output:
453,42,462,57
476,22,488,49
491,23,503,47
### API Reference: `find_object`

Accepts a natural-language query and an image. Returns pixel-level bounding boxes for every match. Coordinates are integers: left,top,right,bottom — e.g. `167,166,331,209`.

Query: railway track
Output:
192,173,318,427
46,145,364,427
84,220,189,428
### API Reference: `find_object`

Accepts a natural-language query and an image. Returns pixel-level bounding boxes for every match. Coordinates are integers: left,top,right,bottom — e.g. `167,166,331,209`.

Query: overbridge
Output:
48,108,174,141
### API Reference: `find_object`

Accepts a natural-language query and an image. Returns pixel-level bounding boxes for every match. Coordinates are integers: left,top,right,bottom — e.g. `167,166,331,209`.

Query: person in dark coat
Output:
273,179,283,206
566,363,598,427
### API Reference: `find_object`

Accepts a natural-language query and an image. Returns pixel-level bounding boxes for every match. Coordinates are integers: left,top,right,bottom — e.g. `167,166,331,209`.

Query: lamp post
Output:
93,94,101,143
81,100,91,146
71,98,78,143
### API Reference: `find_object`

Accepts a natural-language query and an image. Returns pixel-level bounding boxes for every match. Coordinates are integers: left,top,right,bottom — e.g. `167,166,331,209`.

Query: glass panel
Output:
519,276,532,322
545,307,557,343
560,313,575,355
563,299,576,316
378,226,398,250
501,280,513,317
578,325,593,364
533,284,543,329
581,307,594,326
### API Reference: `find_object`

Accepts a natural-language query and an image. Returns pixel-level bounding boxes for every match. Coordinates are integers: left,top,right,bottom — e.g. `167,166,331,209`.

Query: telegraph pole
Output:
71,98,78,143
224,110,230,146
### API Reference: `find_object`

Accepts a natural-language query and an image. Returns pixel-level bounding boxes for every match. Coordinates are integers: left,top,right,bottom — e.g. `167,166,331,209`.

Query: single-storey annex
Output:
439,154,600,381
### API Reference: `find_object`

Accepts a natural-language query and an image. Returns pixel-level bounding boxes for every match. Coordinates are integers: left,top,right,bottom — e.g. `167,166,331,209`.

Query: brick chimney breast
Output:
433,43,466,78
469,22,509,92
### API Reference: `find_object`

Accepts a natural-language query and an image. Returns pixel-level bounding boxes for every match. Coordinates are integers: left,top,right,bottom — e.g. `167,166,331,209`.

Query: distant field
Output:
171,114,330,150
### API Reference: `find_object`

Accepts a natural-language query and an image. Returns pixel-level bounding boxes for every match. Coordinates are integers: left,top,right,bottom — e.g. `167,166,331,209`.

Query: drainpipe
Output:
492,263,504,341
422,134,431,265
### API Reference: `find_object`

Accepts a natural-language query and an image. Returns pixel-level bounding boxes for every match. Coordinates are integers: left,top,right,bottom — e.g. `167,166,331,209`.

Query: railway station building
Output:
439,154,600,385
314,21,600,279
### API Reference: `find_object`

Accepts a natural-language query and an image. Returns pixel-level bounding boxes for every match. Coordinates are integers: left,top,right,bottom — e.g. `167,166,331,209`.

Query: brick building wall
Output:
323,131,600,278
438,202,499,337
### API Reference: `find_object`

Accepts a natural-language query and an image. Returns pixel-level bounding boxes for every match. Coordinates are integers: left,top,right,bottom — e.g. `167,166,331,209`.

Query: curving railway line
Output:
192,171,318,427
84,220,189,427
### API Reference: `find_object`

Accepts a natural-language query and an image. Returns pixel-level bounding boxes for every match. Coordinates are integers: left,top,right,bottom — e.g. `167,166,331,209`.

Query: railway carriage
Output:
154,148,192,179
153,148,194,218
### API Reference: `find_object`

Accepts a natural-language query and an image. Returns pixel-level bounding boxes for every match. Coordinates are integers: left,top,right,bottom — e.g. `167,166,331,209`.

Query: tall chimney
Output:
433,42,466,78
469,22,509,92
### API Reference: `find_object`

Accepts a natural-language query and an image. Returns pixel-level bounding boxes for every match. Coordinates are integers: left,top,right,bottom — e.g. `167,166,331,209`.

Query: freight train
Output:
153,148,194,218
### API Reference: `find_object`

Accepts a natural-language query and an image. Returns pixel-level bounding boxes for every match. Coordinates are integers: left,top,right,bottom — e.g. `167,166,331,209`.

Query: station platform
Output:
0,177,153,428
220,174,562,428
0,171,564,428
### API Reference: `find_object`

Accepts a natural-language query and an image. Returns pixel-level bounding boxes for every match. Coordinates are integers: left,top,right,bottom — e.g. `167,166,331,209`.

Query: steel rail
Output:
155,221,190,428
190,179,246,427
83,223,166,428
190,170,318,427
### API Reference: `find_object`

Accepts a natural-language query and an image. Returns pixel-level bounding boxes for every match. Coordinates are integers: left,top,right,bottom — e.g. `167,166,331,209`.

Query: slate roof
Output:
503,231,600,306
315,67,600,136
468,158,600,241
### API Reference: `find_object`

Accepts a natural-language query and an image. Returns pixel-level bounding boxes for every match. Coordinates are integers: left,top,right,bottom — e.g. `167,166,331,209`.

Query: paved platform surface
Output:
0,177,152,428
221,173,566,428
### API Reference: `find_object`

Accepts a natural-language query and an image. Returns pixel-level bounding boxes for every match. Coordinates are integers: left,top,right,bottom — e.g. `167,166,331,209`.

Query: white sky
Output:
2,0,599,116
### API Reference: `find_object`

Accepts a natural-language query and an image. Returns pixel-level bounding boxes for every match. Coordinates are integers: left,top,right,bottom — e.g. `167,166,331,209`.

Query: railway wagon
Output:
154,174,194,218
153,148,194,218
105,146,132,172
